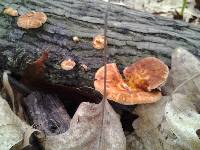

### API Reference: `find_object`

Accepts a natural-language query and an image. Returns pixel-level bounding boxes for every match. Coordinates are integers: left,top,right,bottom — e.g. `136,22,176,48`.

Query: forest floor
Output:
104,0,200,25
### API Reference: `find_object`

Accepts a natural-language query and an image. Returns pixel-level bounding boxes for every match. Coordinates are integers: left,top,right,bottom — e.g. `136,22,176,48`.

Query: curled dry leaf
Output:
61,59,76,71
164,93,200,150
0,72,44,150
94,57,169,105
2,71,15,113
21,51,48,86
17,11,47,29
3,7,18,16
131,96,173,150
44,101,126,150
131,48,200,150
0,95,43,150
93,35,107,50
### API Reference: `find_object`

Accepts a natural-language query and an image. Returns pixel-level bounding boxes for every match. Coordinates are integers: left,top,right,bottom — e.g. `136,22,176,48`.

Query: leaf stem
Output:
180,0,187,16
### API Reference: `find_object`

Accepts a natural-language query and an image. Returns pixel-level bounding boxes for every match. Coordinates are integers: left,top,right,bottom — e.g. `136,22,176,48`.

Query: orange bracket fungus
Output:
94,57,169,105
93,35,107,50
17,11,47,29
61,59,76,71
3,7,18,17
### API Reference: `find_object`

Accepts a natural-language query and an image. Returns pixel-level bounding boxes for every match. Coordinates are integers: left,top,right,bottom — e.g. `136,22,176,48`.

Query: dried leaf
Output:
0,95,41,150
44,101,126,150
163,48,200,150
21,51,48,87
163,93,200,150
132,96,178,150
171,47,200,94
131,48,200,150
3,71,15,113
0,72,44,149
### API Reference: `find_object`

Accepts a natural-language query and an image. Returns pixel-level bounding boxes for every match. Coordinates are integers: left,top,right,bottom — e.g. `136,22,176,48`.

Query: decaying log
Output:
0,0,200,89
23,91,71,135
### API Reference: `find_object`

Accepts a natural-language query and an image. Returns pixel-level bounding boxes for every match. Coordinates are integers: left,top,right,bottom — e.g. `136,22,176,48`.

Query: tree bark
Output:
23,91,71,135
0,0,200,88
7,75,71,135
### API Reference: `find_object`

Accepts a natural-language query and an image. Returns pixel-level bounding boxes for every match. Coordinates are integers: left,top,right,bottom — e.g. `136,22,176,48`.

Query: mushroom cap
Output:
93,35,107,50
94,63,161,105
81,64,88,71
61,59,76,71
17,11,47,29
3,7,18,16
123,57,169,91
73,36,80,42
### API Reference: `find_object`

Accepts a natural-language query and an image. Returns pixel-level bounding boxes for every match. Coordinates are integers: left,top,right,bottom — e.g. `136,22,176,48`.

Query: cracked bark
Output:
23,91,71,136
0,0,200,89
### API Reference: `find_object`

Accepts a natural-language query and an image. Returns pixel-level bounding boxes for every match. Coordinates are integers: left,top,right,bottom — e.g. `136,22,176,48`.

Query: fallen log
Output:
8,75,71,135
0,0,200,89
23,91,71,135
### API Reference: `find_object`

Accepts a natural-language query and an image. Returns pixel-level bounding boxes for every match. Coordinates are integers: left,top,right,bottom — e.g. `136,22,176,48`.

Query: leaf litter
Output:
0,1,199,149
128,48,200,150
44,100,126,150
1,47,200,150
0,72,44,150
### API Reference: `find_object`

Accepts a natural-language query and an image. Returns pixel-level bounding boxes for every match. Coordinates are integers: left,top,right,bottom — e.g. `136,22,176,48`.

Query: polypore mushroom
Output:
3,7,18,16
123,57,169,91
94,57,169,105
61,59,76,71
17,11,47,29
93,35,107,50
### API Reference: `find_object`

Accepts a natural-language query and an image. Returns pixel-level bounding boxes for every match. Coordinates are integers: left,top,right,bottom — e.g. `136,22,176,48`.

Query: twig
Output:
98,1,110,149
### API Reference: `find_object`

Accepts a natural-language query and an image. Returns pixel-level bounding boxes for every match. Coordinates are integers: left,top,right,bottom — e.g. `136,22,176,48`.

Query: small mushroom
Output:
94,57,169,105
73,36,80,43
61,59,76,71
81,64,88,71
3,7,18,16
17,11,47,29
93,35,107,50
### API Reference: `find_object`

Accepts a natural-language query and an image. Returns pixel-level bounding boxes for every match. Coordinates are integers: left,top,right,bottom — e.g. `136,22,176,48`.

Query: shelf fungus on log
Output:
1,0,200,89
17,11,47,29
3,7,18,17
93,35,107,50
61,59,76,71
123,57,169,91
94,57,169,105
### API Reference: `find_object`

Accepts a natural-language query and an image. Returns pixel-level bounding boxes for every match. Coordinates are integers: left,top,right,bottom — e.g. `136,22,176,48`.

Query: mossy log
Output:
0,0,200,89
